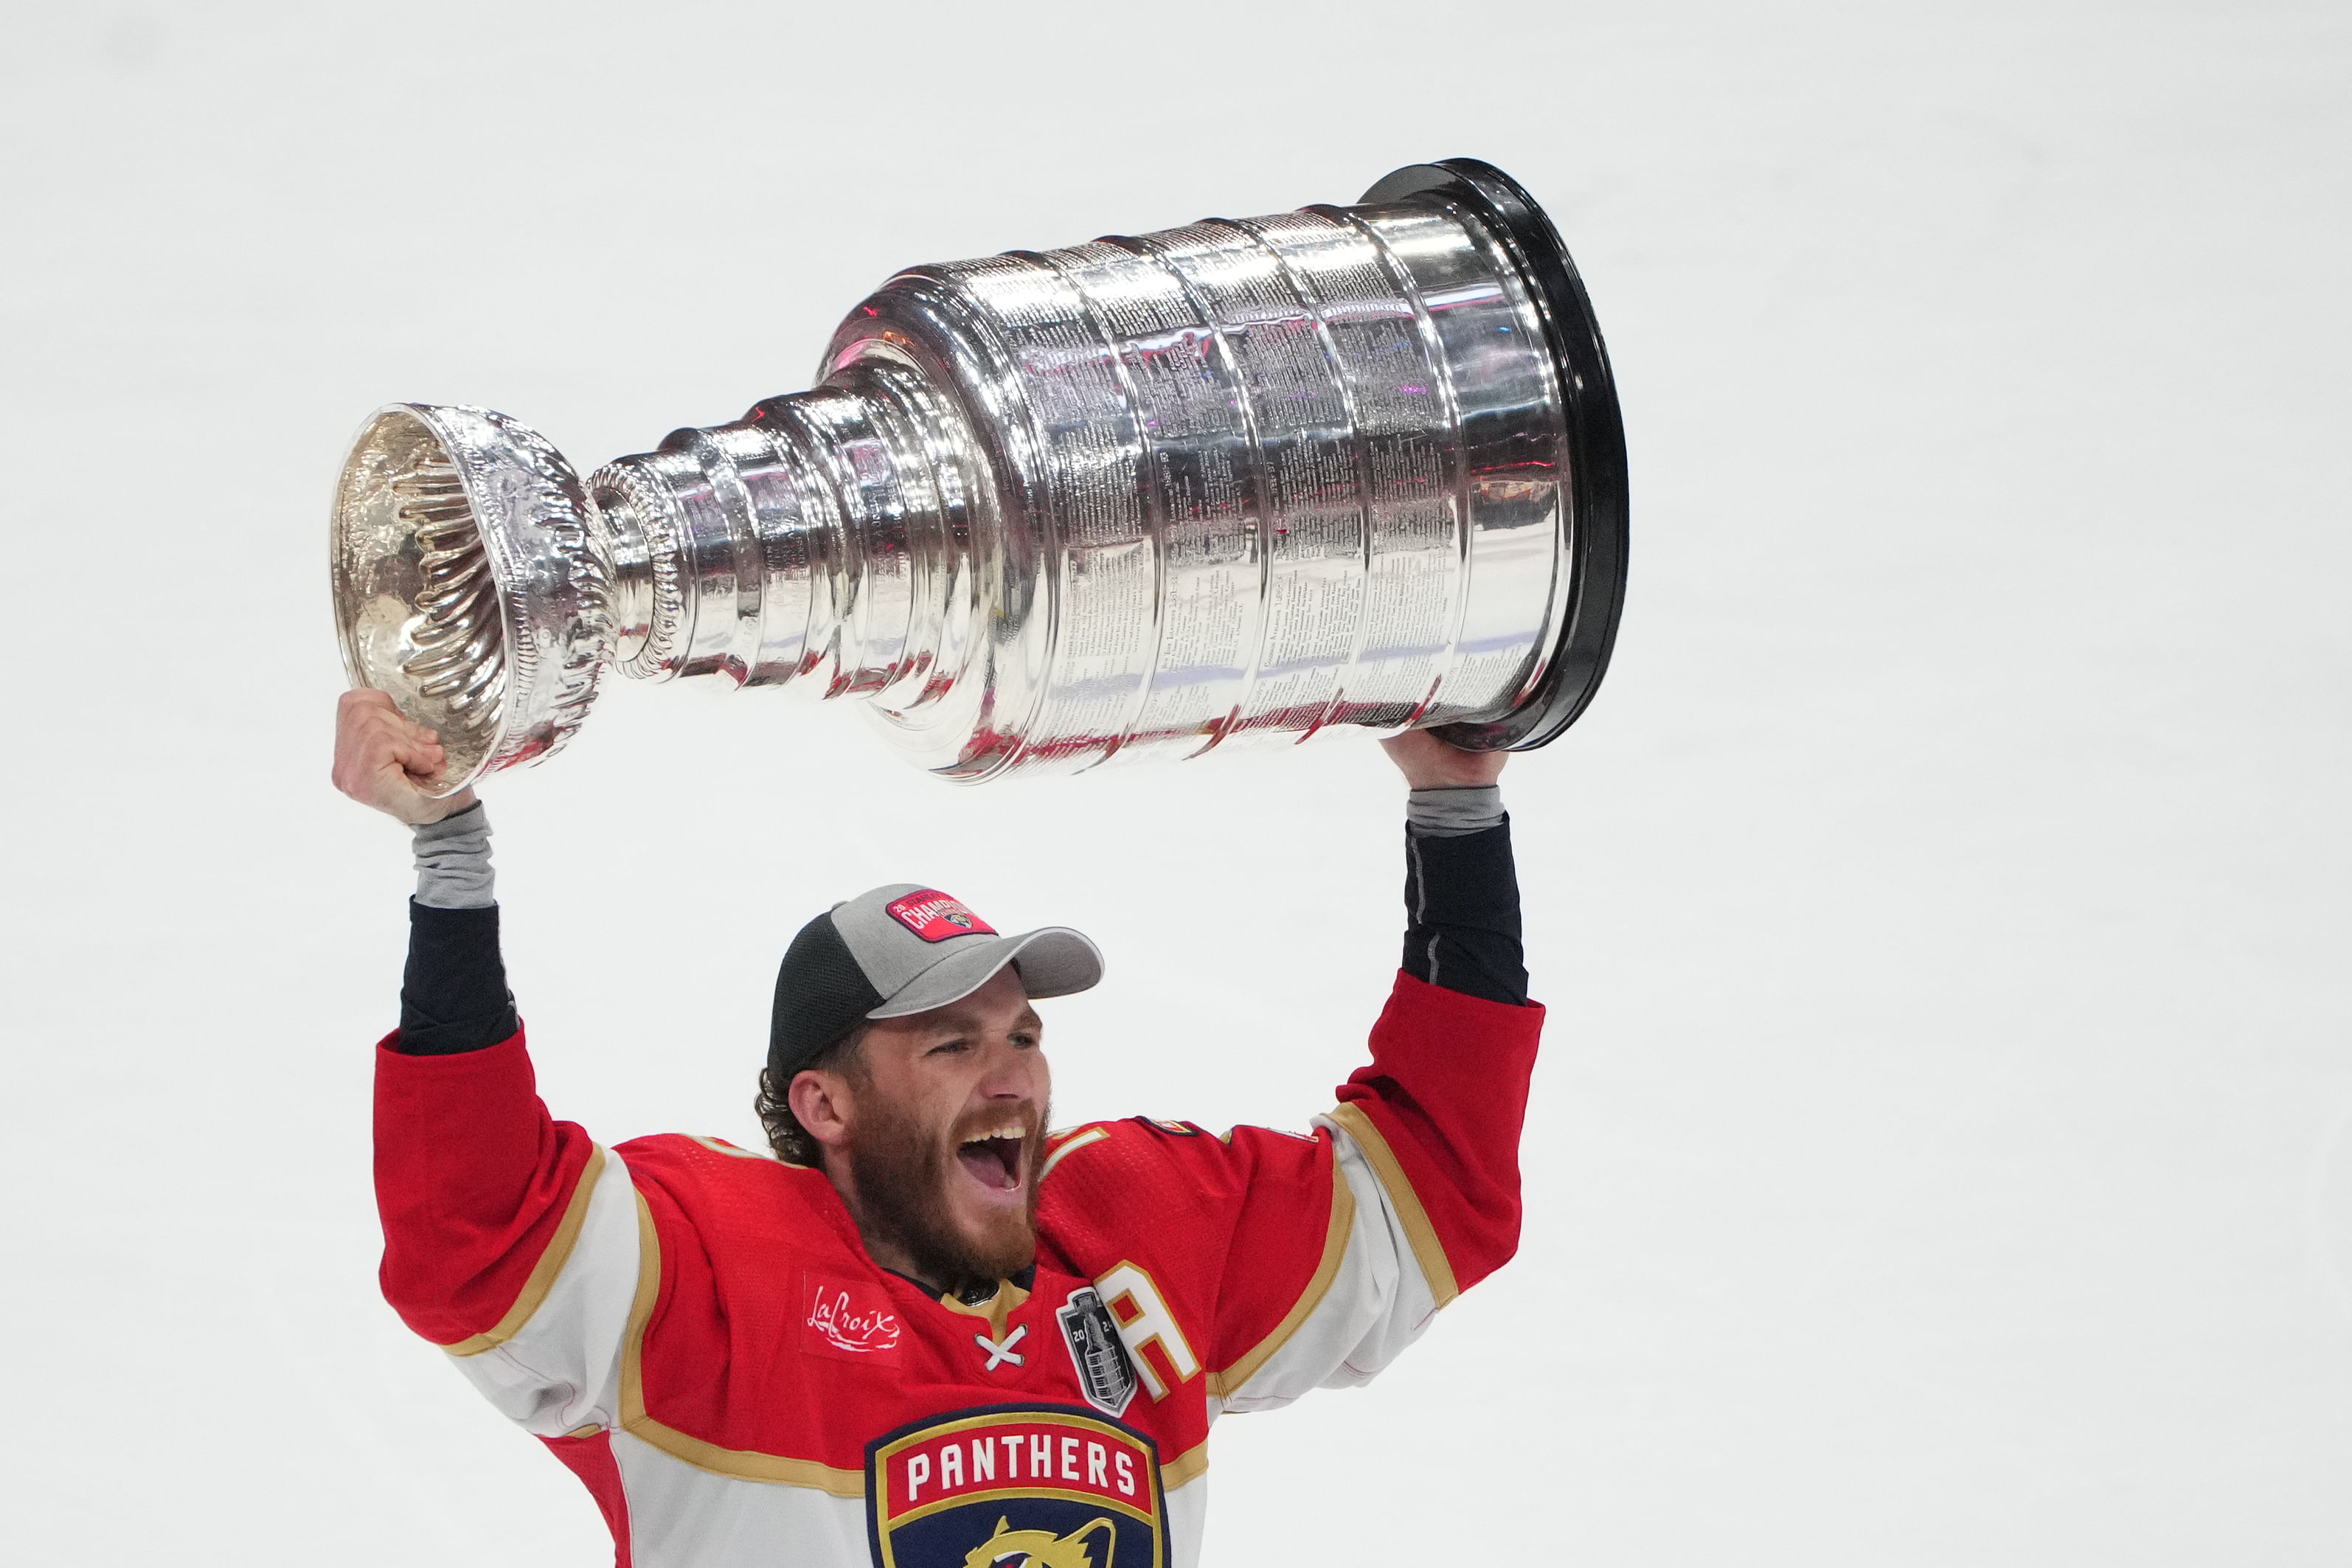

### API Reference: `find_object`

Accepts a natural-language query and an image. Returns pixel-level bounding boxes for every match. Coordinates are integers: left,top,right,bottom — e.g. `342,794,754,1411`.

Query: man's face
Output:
814,966,1051,1290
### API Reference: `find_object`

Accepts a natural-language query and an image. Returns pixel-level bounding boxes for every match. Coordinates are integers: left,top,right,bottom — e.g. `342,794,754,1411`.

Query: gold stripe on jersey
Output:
1162,1437,1211,1489
617,1189,868,1495
1324,1103,1460,1308
443,1145,608,1357
1206,1152,1356,1398
1038,1125,1110,1182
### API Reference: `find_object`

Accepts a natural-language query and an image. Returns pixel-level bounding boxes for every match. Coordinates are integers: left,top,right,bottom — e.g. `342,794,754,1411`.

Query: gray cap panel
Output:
866,928,1106,1019
826,883,1106,1021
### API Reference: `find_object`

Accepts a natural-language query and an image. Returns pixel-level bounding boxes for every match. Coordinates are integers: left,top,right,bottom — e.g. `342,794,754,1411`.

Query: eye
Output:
1010,1031,1039,1050
927,1038,971,1057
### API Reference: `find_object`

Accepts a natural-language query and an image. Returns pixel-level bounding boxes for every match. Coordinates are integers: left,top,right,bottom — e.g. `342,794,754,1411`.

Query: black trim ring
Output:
1359,158,1629,752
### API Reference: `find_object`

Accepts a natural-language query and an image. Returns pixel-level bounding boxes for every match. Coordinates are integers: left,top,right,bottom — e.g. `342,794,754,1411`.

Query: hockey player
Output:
336,686,1544,1567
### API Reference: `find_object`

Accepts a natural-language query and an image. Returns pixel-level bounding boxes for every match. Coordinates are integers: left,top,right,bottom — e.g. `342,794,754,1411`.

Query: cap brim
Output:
864,926,1105,1019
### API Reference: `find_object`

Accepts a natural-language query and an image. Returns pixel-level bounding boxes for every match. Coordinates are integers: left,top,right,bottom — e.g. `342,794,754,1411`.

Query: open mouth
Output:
955,1126,1027,1193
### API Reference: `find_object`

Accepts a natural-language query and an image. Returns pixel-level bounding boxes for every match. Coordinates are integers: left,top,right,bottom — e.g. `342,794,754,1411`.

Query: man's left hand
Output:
1380,727,1508,790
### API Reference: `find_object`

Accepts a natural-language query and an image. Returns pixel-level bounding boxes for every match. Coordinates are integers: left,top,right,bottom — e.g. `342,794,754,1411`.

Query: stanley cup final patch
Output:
1058,1286,1138,1418
865,1405,1164,1568
885,890,999,943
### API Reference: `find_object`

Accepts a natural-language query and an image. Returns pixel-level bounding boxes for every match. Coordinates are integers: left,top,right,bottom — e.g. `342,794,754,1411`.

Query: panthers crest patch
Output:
864,1405,1164,1568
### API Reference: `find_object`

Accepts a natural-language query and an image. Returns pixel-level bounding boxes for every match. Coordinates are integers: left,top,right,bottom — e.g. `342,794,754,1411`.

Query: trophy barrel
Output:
813,155,1628,779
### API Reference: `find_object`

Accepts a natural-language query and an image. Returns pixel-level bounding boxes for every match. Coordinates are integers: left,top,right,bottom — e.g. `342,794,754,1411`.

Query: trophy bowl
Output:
330,158,1628,792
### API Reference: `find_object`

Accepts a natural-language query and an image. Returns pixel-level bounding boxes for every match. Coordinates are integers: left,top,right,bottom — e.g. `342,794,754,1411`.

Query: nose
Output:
975,1034,1044,1101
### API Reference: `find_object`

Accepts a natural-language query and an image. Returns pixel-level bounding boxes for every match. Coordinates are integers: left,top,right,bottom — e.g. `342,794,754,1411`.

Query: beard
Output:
843,1095,1047,1295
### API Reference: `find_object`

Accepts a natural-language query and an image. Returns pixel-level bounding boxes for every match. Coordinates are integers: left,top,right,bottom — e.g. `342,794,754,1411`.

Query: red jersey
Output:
375,971,1542,1567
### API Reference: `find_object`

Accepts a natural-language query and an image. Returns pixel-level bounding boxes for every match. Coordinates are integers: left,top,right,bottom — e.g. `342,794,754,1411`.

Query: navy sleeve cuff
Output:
396,900,519,1056
1401,816,1527,1006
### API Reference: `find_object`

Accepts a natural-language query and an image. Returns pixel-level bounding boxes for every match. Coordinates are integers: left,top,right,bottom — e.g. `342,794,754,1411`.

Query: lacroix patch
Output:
801,1274,905,1364
885,890,996,943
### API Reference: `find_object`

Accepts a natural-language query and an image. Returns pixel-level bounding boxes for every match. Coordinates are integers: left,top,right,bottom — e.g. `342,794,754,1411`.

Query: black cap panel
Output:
769,912,886,1081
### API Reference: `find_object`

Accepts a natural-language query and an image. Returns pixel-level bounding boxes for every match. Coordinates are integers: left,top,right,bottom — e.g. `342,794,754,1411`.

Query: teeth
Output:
962,1125,1027,1145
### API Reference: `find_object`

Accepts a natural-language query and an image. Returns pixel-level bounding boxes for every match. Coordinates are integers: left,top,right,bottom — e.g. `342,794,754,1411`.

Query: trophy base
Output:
1359,160,1629,754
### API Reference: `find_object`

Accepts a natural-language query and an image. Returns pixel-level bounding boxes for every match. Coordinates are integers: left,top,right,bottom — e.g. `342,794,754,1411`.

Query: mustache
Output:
845,1093,1052,1292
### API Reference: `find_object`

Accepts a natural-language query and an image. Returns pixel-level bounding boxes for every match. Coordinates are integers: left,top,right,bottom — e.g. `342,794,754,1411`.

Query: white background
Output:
2,1,2346,1561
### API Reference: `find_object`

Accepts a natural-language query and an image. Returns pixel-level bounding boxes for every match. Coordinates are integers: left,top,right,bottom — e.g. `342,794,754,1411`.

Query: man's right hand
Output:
333,688,476,825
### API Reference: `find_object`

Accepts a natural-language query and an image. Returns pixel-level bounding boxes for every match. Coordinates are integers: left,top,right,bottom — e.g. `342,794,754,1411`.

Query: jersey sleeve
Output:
374,1027,643,1437
1036,969,1544,1416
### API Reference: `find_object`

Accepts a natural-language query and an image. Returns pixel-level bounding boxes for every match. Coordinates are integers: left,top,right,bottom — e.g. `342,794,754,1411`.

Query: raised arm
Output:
1384,728,1524,1007
1327,727,1537,1300
335,691,635,1438
1035,732,1544,1414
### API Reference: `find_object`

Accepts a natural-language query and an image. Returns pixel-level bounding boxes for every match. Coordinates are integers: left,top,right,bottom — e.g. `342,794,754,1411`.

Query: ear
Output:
788,1066,857,1150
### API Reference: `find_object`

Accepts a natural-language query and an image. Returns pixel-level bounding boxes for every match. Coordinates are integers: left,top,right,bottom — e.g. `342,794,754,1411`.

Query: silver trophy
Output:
330,159,1627,791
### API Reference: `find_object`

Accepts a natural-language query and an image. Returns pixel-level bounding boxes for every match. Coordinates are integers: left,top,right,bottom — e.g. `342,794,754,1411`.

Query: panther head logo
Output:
960,1515,1117,1568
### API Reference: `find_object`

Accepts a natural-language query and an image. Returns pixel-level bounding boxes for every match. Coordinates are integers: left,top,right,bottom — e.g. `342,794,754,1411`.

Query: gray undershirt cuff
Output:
1406,784,1505,837
412,802,496,909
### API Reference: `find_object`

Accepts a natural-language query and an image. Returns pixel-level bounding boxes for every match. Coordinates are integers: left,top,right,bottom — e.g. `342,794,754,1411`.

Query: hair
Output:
754,1024,870,1165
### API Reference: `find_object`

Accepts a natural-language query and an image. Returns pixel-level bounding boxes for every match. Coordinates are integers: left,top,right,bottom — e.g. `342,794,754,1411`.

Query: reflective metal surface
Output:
329,159,1626,793
331,403,610,785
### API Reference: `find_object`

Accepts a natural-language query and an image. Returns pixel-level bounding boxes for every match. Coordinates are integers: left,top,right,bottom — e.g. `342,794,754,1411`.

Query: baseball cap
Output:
768,884,1104,1081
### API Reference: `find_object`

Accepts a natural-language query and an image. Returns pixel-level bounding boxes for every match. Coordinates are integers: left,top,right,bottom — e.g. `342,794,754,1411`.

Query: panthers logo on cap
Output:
887,890,999,943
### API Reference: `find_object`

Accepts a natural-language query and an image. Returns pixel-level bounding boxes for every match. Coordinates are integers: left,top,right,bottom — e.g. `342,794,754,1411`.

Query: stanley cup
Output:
329,159,1628,791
